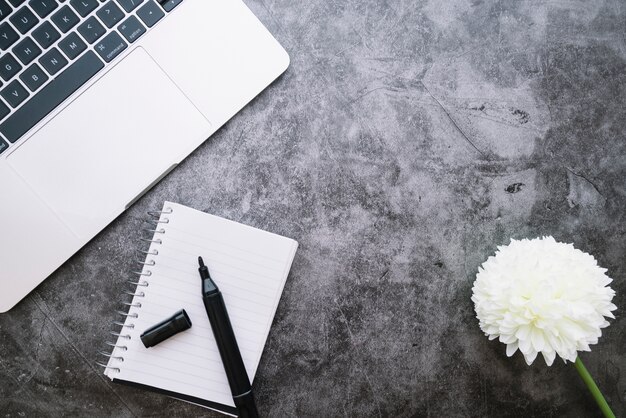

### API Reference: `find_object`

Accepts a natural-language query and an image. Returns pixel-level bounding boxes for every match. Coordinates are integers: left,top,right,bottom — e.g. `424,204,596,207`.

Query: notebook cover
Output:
113,378,238,416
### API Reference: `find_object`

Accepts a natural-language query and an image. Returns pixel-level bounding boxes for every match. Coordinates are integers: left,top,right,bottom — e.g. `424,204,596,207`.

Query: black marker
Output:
198,257,259,418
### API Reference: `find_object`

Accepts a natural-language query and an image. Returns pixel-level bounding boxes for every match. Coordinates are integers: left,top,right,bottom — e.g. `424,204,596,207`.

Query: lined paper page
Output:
105,202,298,408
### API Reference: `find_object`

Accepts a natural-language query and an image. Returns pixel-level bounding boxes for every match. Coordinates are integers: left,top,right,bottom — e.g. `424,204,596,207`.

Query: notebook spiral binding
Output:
96,206,174,373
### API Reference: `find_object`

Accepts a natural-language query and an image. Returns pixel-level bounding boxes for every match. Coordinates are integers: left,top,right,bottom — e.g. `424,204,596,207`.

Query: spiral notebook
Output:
102,202,298,415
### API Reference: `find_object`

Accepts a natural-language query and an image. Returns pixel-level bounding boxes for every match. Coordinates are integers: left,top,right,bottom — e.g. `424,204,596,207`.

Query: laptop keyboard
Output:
0,0,181,153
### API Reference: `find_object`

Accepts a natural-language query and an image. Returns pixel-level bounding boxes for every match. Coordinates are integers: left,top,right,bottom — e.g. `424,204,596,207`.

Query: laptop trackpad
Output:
7,47,211,238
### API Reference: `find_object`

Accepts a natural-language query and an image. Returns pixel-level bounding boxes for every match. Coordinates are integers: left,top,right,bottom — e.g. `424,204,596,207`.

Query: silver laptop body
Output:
0,0,289,312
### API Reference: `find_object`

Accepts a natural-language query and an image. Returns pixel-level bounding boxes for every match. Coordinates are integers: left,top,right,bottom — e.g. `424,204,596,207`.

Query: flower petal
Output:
506,342,518,357
542,350,556,366
530,328,545,352
518,337,531,354
524,349,538,365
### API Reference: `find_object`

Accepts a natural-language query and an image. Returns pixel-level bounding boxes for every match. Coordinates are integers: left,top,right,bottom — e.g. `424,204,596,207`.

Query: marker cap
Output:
140,309,192,348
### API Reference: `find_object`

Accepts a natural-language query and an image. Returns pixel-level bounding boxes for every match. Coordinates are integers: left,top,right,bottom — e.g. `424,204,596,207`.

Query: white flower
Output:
471,236,617,366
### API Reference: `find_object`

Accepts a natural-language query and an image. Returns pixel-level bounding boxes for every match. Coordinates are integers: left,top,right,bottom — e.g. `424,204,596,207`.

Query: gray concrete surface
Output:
1,0,625,416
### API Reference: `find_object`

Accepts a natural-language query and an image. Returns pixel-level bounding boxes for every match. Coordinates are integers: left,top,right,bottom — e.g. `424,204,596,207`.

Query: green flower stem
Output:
574,357,615,418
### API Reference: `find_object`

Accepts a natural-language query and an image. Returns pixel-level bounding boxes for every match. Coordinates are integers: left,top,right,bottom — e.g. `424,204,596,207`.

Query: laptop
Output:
0,0,289,312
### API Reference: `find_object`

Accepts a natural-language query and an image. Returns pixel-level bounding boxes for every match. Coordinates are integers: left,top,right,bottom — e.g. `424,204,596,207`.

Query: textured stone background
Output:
1,0,625,416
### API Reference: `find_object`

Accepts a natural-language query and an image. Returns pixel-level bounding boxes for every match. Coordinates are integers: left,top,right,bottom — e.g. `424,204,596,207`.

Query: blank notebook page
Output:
104,201,298,410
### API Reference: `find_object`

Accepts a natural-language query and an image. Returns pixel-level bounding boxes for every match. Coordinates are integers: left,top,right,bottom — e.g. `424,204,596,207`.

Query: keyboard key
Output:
29,0,59,18
94,30,125,62
136,1,162,27
77,16,104,43
96,1,123,28
10,7,39,33
20,63,48,91
7,0,25,6
0,22,19,50
58,31,85,59
1,79,29,107
0,138,8,154
0,51,104,142
116,0,141,12
51,5,79,32
0,1,11,21
117,15,144,43
32,21,61,48
70,0,97,17
159,0,180,12
13,37,42,65
0,54,22,81
39,47,67,74
0,101,8,119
